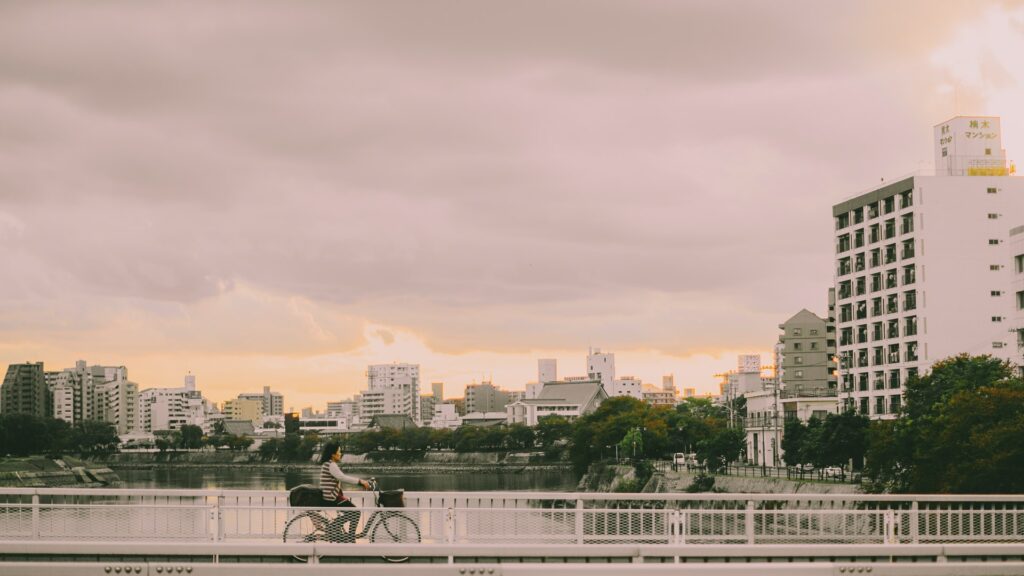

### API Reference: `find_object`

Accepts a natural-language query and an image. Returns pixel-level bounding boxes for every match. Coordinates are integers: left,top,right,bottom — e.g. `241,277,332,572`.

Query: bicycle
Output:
283,478,421,562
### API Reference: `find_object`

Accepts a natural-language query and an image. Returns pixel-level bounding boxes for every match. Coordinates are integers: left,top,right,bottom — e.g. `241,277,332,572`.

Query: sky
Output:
2,1,1024,409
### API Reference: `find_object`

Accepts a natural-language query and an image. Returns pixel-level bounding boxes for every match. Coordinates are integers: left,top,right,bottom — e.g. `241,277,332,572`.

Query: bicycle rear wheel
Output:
283,510,327,543
370,511,421,562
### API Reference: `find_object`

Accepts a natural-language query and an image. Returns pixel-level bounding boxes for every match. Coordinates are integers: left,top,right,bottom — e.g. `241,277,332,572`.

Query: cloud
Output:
0,1,1018,406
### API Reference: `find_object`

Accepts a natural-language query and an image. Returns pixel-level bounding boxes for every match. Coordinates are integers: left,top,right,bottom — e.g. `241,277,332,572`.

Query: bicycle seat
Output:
289,484,322,507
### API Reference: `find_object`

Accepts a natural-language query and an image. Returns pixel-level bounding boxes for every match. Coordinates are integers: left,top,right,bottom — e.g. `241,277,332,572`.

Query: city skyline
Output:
3,2,1024,408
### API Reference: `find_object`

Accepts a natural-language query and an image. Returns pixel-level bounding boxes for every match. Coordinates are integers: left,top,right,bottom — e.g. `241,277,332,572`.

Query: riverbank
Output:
96,450,573,475
0,457,120,487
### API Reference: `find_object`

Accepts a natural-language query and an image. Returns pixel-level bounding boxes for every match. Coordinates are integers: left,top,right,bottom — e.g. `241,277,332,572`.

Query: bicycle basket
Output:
289,484,323,507
378,489,405,508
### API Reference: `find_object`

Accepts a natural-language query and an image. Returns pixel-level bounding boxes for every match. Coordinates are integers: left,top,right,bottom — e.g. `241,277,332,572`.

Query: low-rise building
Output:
506,380,608,427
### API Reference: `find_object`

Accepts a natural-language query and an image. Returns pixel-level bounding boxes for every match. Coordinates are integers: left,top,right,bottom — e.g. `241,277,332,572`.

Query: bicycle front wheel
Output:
370,512,421,562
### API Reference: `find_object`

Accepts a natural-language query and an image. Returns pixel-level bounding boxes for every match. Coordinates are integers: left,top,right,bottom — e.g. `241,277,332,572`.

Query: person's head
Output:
320,441,341,464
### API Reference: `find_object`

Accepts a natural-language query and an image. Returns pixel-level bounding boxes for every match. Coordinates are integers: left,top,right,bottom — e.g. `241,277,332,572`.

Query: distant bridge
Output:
2,488,1024,574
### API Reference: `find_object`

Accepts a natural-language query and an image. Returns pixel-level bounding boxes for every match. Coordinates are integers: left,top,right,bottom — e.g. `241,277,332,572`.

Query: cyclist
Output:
318,441,371,543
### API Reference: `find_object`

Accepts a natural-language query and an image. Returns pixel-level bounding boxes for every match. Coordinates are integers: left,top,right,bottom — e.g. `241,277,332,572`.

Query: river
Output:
116,467,580,492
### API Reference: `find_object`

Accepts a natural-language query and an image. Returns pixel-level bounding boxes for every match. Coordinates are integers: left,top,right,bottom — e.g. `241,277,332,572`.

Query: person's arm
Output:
327,462,370,488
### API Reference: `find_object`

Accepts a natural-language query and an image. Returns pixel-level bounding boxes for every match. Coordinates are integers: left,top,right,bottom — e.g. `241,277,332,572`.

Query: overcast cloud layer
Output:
2,1,1022,404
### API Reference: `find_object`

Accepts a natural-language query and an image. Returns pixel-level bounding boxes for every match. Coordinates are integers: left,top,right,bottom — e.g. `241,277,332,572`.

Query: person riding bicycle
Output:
318,441,370,543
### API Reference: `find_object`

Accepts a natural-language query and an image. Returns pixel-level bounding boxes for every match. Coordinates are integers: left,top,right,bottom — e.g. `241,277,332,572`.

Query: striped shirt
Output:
320,461,361,502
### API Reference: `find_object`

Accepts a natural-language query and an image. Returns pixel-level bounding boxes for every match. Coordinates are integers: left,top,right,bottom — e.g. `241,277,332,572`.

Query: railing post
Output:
910,501,919,544
883,510,896,544
669,509,680,545
445,507,455,544
745,500,755,545
31,494,40,540
212,495,223,542
575,499,584,545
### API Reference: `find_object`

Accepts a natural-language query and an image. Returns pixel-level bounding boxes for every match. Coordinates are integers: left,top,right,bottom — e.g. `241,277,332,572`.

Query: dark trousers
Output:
325,499,361,543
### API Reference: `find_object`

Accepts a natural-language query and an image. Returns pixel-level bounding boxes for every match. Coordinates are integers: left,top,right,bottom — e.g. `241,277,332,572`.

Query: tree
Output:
818,411,869,472
71,421,120,456
696,427,744,472
865,354,1024,493
535,415,572,449
505,424,535,450
781,419,808,467
178,425,204,449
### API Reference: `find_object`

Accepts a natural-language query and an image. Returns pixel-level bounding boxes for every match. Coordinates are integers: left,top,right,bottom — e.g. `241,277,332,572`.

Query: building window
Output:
904,316,917,337
988,213,1000,219
859,397,869,414
942,147,948,157
810,329,818,336
906,341,919,362
794,370,804,378
795,356,804,365
987,187,997,194
993,342,1005,349
991,265,1003,271
793,328,802,336
811,342,818,350
793,342,802,351
992,316,1004,322
891,395,902,413
1017,291,1024,310
989,239,1001,245
992,291,1003,297
875,396,886,415
889,369,901,389
985,148,992,156
1015,255,1023,274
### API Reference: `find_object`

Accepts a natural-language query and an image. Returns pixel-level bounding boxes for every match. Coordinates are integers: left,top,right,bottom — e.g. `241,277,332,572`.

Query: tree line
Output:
0,415,120,457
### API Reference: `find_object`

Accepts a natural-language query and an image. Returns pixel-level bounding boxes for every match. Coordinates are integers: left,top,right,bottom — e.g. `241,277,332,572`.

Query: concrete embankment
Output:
0,457,120,488
577,463,862,495
659,468,862,494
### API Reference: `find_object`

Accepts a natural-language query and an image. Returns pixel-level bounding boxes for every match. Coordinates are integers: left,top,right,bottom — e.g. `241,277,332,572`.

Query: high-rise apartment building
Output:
44,360,135,433
360,363,420,422
1,362,48,417
833,116,1024,418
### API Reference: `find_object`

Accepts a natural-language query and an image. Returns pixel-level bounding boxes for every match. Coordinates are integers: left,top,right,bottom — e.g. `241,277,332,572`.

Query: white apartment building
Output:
46,360,135,434
586,348,616,391
1011,226,1024,375
833,116,1024,418
360,363,420,422
138,375,210,432
538,358,557,384
429,403,461,429
607,376,643,399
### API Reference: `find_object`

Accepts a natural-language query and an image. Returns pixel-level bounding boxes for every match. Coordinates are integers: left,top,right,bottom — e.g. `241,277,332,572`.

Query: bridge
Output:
2,488,1024,574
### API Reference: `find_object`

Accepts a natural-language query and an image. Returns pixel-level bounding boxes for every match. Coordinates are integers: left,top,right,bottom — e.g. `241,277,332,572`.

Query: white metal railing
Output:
1,489,1024,546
